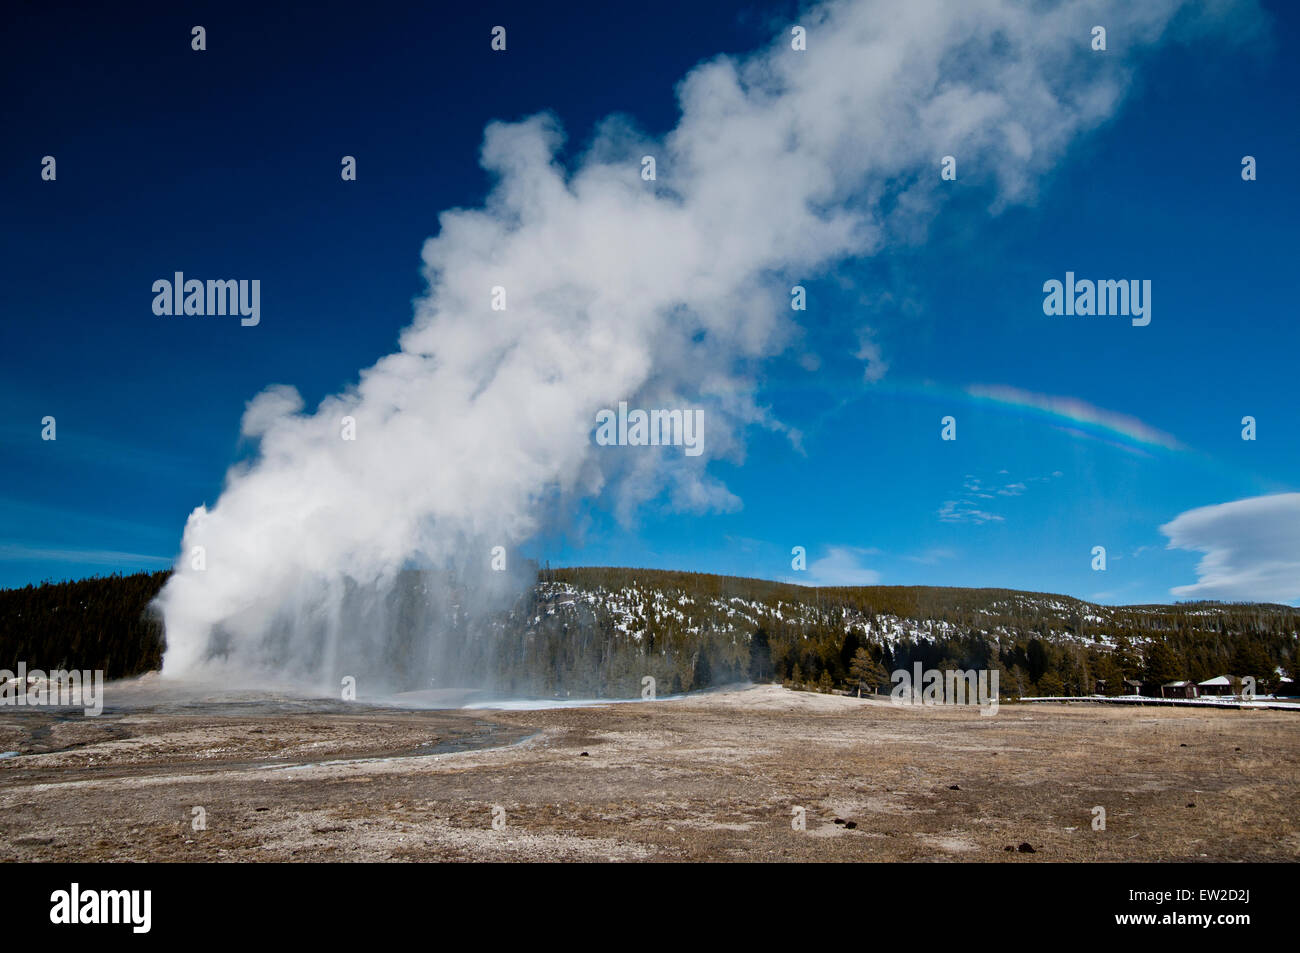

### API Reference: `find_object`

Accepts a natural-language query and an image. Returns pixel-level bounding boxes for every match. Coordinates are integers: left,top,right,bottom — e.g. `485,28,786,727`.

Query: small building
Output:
1123,679,1144,696
1160,680,1199,699
1197,675,1234,696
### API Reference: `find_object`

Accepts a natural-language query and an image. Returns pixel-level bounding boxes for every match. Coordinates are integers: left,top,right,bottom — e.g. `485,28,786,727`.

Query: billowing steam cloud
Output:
156,0,1238,690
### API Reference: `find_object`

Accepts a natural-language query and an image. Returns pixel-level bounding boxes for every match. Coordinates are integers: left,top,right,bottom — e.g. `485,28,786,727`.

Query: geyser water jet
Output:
155,0,1232,693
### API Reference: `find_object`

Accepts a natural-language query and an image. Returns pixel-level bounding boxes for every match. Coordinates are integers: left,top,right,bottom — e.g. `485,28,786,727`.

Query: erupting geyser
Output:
154,0,1218,693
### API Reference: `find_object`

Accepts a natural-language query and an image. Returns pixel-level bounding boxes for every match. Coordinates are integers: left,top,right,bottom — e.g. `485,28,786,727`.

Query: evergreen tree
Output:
1036,671,1065,696
1112,635,1142,680
1026,638,1050,683
848,647,889,695
1144,640,1183,686
694,649,712,689
748,626,773,682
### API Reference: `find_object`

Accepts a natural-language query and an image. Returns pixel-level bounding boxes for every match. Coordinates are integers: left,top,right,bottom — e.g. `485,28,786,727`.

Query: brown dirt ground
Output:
1,684,1296,862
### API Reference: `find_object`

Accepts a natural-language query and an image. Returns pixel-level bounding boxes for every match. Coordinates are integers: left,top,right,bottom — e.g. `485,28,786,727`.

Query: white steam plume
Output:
156,0,1246,689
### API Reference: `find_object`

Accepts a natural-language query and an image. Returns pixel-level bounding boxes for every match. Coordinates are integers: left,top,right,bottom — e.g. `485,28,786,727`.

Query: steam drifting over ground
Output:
155,0,1240,691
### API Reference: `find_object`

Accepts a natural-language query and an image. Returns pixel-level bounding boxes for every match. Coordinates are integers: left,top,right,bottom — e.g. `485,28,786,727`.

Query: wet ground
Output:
1,683,1296,862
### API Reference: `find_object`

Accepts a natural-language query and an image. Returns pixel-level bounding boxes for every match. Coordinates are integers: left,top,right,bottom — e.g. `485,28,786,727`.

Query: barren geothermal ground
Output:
1,682,1296,862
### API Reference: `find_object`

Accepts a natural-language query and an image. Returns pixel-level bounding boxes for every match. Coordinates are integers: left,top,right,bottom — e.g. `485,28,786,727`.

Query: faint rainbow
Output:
769,373,1271,486
801,376,1186,457
962,384,1183,454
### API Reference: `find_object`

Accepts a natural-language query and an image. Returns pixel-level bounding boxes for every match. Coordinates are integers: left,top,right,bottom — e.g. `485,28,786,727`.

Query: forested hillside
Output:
0,571,168,679
519,568,1299,697
1,567,1295,697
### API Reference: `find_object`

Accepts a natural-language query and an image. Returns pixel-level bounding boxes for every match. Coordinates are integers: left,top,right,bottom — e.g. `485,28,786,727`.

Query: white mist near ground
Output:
155,0,1252,693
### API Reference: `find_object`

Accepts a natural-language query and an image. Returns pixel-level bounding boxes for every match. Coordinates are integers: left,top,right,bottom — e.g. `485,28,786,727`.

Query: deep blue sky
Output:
2,0,1297,604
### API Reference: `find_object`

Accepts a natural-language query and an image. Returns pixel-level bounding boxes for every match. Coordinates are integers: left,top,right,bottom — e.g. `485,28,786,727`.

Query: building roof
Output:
1198,675,1232,686
1162,681,1194,687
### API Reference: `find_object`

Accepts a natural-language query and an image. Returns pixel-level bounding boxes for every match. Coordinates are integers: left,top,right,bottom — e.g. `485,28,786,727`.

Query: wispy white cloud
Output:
802,546,882,586
1161,493,1300,604
939,500,1004,525
0,543,172,567
942,470,1056,523
904,547,957,566
0,497,176,542
854,326,889,383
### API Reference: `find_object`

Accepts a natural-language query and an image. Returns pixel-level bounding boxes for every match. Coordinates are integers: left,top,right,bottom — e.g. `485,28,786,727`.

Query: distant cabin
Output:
1196,675,1234,696
1159,680,1199,700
